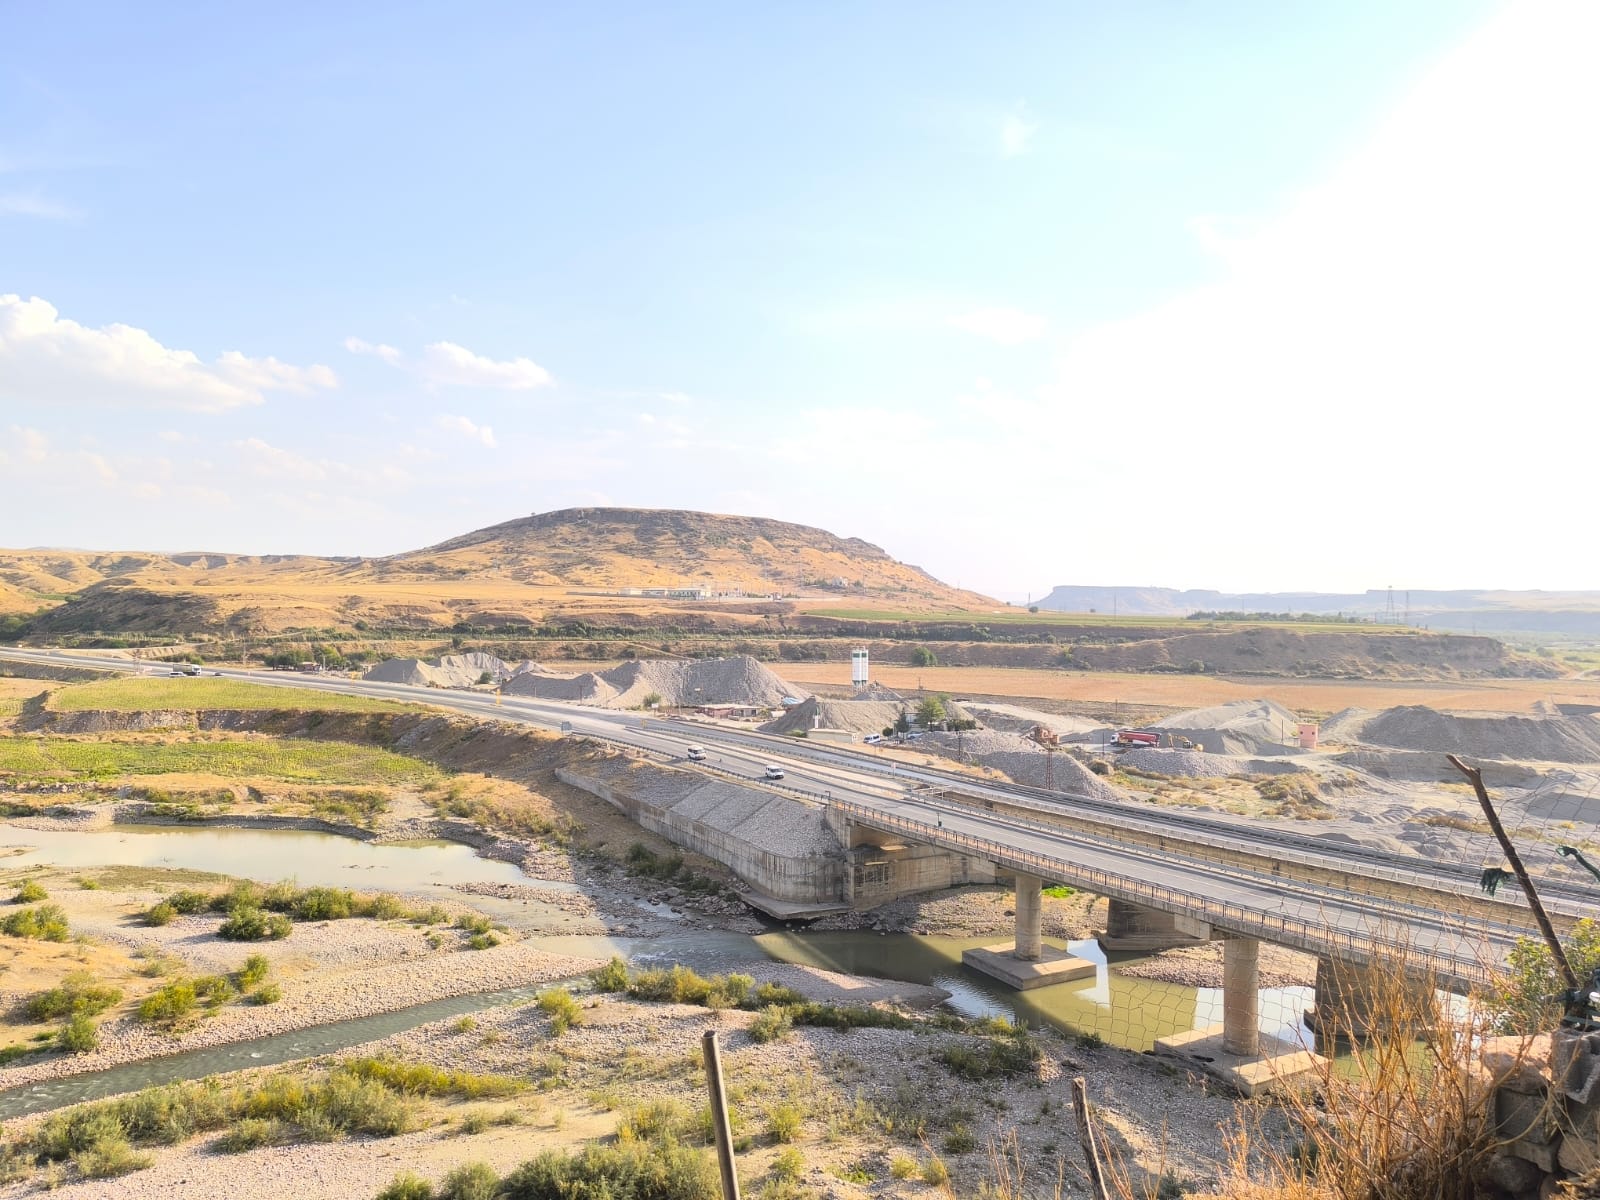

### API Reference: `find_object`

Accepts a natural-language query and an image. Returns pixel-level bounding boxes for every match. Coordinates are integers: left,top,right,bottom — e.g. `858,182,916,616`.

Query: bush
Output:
910,647,937,667
2,902,70,941
194,974,235,1008
167,889,210,914
466,932,499,950
537,987,582,1035
137,980,197,1029
237,953,271,991
144,901,177,926
376,1172,435,1200
439,1161,499,1200
12,880,47,903
889,1153,917,1179
938,1030,1041,1079
920,1155,949,1186
497,1139,718,1200
218,906,292,941
748,1005,793,1044
943,1124,977,1154
25,971,122,1021
57,1014,99,1053
72,1134,151,1179
215,1117,284,1153
766,1102,803,1143
771,1147,804,1181
592,956,630,992
249,982,282,1005
292,886,355,921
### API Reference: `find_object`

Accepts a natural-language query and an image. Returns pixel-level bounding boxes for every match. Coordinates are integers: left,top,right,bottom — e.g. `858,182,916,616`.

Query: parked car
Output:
763,765,785,780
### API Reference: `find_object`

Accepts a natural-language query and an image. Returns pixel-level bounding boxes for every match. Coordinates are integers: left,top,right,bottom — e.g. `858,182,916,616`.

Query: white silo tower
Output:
851,647,869,688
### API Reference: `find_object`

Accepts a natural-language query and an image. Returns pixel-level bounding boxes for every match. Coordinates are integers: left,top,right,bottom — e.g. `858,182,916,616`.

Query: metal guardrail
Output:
829,797,1498,988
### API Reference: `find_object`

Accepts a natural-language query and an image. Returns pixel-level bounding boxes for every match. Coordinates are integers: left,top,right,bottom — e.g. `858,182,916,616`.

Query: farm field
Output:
769,662,1600,715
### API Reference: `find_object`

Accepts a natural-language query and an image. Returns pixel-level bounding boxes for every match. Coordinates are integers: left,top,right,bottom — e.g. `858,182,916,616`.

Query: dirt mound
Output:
502,670,618,703
1356,705,1600,762
364,651,511,688
1318,708,1373,744
1151,699,1303,755
1117,747,1300,779
1518,770,1600,825
601,657,807,709
761,695,972,737
919,730,1124,801
959,702,1102,738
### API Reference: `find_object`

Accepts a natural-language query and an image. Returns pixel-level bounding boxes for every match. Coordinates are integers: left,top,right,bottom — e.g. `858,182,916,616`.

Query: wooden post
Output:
701,1030,741,1200
1447,753,1578,991
1070,1077,1111,1200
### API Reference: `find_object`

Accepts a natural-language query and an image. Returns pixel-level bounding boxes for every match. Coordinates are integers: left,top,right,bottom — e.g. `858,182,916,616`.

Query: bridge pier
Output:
961,872,1095,990
1305,955,1439,1043
1098,898,1213,953
1154,937,1325,1096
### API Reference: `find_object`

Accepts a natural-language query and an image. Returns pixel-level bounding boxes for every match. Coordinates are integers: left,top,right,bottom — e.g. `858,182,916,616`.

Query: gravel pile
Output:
364,651,514,688
501,655,806,710
1151,698,1304,755
1117,747,1303,779
1355,705,1600,763
500,669,616,703
958,701,1103,737
920,729,1125,800
761,696,973,737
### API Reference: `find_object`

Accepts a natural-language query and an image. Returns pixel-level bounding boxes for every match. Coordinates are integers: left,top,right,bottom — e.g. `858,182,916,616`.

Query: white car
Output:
863,734,882,744
686,746,707,761
763,765,785,780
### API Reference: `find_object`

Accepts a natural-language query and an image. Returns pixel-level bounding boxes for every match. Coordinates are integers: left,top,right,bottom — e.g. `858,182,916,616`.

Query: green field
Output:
46,677,417,714
803,607,1413,633
0,735,442,786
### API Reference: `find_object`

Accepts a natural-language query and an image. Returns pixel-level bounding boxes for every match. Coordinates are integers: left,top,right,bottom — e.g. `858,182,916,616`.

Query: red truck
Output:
1113,729,1160,748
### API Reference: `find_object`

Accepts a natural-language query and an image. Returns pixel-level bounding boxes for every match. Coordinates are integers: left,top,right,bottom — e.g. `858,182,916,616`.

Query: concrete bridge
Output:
828,794,1514,1093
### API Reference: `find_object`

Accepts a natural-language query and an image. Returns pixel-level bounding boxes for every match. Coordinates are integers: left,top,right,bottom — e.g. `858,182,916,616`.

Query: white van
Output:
863,734,883,744
763,765,785,780
686,746,707,761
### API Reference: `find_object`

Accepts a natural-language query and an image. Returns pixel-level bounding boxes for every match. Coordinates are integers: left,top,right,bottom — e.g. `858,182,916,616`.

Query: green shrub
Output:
439,1161,499,1200
537,987,583,1035
25,971,121,1021
938,1030,1041,1079
339,1057,523,1099
167,889,211,914
466,932,499,950
215,1117,284,1153
293,886,355,921
143,901,177,926
771,1147,804,1181
920,1155,949,1186
889,1153,917,1179
766,1102,803,1143
72,1133,151,1179
237,953,271,991
592,956,630,992
194,974,235,1008
943,1124,977,1154
12,880,47,903
748,1005,793,1044
137,980,197,1028
497,1139,718,1200
455,913,493,936
218,905,292,941
2,902,70,941
57,1014,99,1053
249,982,282,1005
375,1172,435,1200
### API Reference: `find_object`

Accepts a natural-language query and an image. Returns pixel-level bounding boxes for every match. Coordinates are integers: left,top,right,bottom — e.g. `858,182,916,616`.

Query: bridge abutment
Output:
961,872,1095,990
1098,897,1213,953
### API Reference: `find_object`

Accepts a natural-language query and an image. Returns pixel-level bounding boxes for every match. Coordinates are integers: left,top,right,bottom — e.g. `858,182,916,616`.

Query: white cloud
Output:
946,307,1048,345
1000,102,1038,158
345,336,553,390
231,437,413,487
0,295,337,413
419,341,552,390
437,414,497,448
344,336,402,364
11,425,49,462
0,192,77,220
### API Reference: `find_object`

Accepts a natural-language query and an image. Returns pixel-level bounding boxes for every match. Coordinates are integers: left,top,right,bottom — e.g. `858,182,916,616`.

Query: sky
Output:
2,0,1595,599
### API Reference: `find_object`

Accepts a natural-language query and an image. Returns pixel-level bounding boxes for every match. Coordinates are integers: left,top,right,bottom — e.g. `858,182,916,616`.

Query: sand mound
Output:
1318,708,1373,744
919,730,1124,801
1521,770,1600,825
959,702,1102,738
1151,699,1303,756
1116,747,1300,779
761,696,975,737
1357,706,1600,763
364,651,514,688
497,655,806,710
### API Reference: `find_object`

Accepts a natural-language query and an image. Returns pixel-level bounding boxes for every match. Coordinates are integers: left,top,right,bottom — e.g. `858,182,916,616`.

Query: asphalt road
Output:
0,648,1546,981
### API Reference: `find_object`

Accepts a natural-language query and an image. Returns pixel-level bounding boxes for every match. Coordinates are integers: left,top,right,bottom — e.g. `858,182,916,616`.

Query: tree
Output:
1028,605,1039,614
895,709,911,734
909,647,937,668
917,695,947,729
642,691,663,709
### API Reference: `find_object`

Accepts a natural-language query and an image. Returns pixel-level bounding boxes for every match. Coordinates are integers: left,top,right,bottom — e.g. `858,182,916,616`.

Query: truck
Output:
1112,729,1160,748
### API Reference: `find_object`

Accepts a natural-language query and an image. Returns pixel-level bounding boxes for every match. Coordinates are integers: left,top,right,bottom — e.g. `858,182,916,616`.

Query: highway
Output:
0,647,1563,985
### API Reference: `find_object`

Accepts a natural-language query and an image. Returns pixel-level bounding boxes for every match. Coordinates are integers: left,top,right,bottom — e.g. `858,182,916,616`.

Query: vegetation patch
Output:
141,881,460,940
1,902,70,941
46,677,415,714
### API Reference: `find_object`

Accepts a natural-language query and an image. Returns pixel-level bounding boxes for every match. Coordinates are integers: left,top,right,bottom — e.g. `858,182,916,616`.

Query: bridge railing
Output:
829,798,1498,988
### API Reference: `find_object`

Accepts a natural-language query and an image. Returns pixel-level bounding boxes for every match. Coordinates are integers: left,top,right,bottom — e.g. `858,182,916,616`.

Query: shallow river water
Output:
0,825,1315,1116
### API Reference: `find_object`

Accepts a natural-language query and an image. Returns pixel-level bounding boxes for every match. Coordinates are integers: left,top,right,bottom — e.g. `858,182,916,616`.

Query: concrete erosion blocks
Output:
1152,1027,1325,1098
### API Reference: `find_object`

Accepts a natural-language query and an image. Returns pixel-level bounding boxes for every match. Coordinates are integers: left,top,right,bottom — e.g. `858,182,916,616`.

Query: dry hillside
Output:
1,508,990,637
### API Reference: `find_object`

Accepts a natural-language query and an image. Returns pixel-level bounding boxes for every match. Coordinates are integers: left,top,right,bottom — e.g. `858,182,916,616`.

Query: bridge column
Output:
1222,938,1260,1057
1014,873,1042,962
1098,897,1212,953
1307,955,1438,1042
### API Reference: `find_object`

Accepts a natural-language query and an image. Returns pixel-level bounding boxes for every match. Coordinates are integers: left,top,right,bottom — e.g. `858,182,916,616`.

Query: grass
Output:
0,734,441,787
536,986,583,1035
46,676,417,713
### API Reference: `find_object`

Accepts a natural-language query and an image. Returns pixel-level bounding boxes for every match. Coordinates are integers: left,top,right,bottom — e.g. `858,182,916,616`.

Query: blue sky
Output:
4,1,1593,597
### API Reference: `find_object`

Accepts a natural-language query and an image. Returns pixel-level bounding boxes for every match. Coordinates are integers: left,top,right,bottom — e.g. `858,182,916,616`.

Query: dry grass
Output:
47,677,413,714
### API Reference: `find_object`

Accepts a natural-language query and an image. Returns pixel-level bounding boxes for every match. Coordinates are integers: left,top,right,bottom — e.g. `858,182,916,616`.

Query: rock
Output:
1484,1033,1554,1094
1499,1089,1558,1144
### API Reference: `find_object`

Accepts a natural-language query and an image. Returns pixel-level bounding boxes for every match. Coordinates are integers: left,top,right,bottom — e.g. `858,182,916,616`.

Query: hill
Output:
0,508,990,638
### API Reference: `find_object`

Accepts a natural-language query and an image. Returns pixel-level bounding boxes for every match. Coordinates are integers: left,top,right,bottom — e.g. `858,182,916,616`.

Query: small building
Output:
696,703,764,720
